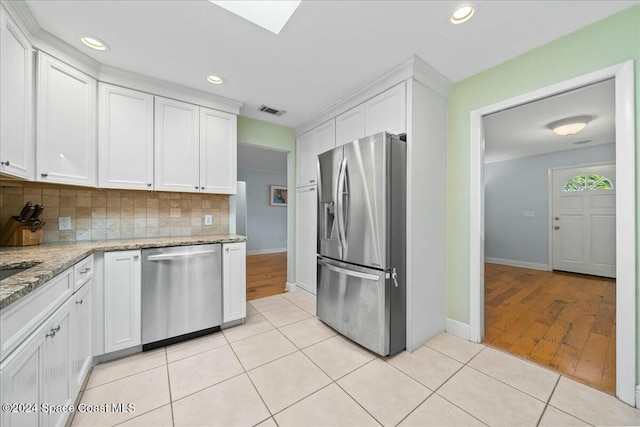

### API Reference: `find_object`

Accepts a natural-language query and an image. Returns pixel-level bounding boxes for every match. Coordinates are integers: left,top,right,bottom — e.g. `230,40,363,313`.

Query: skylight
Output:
209,1,302,35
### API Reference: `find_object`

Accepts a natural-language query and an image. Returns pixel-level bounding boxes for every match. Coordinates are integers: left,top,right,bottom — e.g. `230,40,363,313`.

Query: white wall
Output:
485,144,615,266
238,167,287,254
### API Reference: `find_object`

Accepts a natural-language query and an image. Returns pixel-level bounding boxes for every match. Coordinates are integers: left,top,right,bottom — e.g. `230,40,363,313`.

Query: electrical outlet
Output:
204,215,213,226
58,216,72,231
523,211,535,217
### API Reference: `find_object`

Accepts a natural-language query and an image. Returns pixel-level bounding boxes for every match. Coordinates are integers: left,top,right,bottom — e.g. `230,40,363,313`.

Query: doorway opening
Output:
234,143,289,300
469,62,636,406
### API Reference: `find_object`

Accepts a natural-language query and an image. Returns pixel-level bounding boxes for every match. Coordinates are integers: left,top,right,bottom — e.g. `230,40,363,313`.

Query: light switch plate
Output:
523,211,535,217
58,216,72,230
204,215,213,226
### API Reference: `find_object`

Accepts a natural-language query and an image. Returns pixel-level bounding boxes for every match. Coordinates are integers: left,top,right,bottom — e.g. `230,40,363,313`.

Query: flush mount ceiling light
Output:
80,36,109,51
206,75,224,85
451,5,475,24
548,115,592,136
209,1,301,34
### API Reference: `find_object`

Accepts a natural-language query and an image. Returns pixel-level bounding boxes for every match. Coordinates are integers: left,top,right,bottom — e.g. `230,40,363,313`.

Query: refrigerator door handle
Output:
318,258,380,281
336,157,348,257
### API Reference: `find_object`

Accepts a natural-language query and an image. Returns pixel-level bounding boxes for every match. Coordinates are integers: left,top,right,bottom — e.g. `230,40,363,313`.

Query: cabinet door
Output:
365,82,406,136
0,9,33,179
222,242,246,323
98,83,154,190
295,186,317,294
41,300,73,427
36,52,96,186
315,119,336,156
0,332,42,427
296,131,316,187
200,107,237,194
335,104,365,147
104,250,141,353
154,97,199,192
69,281,92,397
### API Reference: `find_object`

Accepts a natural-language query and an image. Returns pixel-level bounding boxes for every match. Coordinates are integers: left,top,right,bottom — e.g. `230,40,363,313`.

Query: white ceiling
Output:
483,79,615,163
238,143,287,173
23,1,637,128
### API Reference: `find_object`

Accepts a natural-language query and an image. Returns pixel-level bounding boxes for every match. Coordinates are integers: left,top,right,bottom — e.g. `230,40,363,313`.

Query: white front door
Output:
552,164,616,278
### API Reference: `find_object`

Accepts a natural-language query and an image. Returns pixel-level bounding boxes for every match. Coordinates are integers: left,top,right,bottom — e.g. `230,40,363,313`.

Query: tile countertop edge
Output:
0,235,248,310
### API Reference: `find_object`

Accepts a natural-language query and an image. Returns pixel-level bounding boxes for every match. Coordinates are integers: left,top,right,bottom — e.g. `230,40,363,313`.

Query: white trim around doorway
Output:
469,61,636,406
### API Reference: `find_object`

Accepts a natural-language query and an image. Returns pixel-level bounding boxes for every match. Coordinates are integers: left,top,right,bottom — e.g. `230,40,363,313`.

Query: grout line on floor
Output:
163,348,176,427
82,361,168,392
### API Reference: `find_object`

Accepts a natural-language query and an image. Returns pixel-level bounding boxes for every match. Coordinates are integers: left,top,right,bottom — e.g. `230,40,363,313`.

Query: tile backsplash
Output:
0,182,229,244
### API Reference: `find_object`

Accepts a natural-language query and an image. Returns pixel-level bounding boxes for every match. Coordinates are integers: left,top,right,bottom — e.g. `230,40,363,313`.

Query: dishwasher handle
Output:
147,250,217,262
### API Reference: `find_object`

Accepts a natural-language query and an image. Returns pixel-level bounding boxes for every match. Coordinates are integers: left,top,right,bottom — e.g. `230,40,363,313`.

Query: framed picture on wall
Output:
270,185,288,207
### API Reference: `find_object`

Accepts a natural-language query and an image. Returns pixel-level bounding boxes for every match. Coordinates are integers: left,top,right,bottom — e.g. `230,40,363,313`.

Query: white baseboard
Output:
247,248,287,256
446,318,470,341
636,385,640,408
286,283,316,303
285,282,296,292
485,257,549,271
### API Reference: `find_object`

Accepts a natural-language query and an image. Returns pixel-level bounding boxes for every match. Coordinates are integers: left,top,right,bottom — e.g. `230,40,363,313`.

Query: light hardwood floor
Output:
246,252,287,301
484,263,615,394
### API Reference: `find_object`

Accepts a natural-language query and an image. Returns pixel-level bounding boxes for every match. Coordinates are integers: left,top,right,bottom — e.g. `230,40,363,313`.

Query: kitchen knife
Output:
37,221,46,230
14,202,32,222
30,205,44,221
31,220,41,232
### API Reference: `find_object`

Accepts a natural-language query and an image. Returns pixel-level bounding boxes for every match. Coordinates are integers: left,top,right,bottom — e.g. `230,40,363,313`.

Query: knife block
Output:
0,218,44,246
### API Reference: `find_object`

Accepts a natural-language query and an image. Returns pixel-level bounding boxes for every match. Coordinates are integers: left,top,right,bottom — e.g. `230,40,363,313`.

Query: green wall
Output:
446,4,639,374
237,116,297,281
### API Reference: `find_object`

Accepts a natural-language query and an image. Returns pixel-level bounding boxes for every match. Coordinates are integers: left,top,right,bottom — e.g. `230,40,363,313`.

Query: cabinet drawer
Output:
73,255,94,292
0,268,73,362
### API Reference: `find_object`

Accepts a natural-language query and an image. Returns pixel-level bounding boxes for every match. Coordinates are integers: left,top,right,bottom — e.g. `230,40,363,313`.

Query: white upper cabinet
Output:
336,103,365,147
0,9,33,180
36,52,97,186
200,107,237,194
296,130,316,188
315,119,336,156
154,96,200,192
365,82,406,136
98,83,154,190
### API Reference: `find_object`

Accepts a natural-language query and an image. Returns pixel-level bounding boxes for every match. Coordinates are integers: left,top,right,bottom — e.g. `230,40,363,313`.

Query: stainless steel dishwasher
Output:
141,244,222,350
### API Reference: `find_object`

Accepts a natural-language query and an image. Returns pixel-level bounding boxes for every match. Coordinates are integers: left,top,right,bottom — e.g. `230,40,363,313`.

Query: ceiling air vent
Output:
258,105,286,116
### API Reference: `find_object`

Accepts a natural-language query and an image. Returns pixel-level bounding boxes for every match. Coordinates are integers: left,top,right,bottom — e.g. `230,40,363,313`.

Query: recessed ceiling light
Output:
209,1,302,34
451,5,475,24
80,36,109,51
207,75,224,85
548,116,592,136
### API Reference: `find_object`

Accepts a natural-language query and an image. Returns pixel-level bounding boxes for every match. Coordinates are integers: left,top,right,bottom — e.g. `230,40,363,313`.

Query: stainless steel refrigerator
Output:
317,132,406,356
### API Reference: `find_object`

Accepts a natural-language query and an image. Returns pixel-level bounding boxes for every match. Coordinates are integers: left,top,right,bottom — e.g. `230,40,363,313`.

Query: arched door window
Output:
563,173,613,192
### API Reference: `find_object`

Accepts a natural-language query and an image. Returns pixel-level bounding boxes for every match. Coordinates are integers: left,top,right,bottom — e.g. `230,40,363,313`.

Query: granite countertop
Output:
0,235,248,310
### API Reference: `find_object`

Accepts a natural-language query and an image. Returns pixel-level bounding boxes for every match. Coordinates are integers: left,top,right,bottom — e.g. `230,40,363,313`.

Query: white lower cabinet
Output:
69,281,92,397
0,296,74,427
295,186,317,294
104,250,141,353
222,242,246,323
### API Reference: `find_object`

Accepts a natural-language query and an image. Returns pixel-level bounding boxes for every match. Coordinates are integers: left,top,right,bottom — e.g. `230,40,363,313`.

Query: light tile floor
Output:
71,293,640,427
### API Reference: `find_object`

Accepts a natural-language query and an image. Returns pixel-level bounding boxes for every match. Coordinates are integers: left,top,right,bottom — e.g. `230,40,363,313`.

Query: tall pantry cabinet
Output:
295,119,335,296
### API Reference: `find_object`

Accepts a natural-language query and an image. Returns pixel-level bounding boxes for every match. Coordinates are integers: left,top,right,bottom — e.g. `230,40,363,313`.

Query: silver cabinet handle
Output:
310,179,315,183
225,247,229,252
195,186,199,190
147,250,217,261
555,217,559,220
318,259,380,281
201,186,205,190
1,160,9,166
310,187,315,191
80,267,91,274
133,254,139,259
46,330,56,338
76,299,83,305
147,183,152,187
554,225,560,230
41,172,48,177
52,325,60,333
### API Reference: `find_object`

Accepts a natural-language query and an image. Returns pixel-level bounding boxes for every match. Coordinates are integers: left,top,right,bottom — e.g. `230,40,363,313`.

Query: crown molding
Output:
2,0,39,37
295,55,452,136
99,65,243,115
